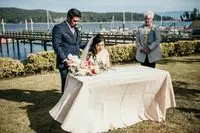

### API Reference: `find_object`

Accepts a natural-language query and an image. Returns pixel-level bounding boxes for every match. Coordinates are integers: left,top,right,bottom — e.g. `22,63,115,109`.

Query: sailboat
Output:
121,11,130,32
1,19,7,44
123,11,125,31
25,19,28,31
46,10,54,32
30,18,34,32
158,15,166,30
110,15,115,29
1,19,5,33
110,16,118,33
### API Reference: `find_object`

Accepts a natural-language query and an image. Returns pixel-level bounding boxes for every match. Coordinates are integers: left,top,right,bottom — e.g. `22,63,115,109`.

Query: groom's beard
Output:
71,24,77,28
74,25,80,32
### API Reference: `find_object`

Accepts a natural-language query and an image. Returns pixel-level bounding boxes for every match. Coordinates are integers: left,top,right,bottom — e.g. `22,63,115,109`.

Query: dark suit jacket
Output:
52,21,82,69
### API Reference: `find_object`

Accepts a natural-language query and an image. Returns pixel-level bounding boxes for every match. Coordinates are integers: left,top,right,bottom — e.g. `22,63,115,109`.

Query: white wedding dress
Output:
96,48,110,67
81,36,110,68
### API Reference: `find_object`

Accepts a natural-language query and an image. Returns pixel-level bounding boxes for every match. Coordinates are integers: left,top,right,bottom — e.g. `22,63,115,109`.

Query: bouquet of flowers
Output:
67,54,107,76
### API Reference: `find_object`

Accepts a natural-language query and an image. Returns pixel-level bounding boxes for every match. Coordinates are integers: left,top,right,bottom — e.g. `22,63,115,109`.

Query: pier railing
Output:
0,31,52,41
1,31,200,46
0,31,136,45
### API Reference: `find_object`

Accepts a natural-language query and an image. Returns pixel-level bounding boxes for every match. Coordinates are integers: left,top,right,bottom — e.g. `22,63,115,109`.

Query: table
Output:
49,66,176,133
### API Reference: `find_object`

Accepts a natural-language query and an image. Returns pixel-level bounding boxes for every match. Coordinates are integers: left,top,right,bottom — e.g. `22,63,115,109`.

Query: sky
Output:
0,0,199,13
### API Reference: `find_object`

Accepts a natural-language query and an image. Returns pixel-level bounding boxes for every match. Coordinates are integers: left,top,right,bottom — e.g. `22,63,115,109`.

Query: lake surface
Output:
0,21,192,33
0,42,53,60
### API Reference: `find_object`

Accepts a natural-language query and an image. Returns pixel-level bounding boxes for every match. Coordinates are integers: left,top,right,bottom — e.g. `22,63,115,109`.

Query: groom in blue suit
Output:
52,8,82,94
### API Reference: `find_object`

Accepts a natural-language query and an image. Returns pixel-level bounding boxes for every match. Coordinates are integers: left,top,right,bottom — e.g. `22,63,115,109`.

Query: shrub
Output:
161,40,200,57
107,44,136,64
160,42,176,57
24,51,56,74
0,57,24,78
194,40,200,53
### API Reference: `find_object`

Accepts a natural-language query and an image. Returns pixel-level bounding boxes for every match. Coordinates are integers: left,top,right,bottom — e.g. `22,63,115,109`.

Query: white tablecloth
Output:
49,66,176,133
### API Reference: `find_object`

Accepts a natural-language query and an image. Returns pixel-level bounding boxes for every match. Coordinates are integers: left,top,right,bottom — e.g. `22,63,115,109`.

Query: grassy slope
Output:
0,56,200,133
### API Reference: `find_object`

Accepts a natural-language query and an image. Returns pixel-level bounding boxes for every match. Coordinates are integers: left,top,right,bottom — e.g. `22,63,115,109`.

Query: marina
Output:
0,20,199,60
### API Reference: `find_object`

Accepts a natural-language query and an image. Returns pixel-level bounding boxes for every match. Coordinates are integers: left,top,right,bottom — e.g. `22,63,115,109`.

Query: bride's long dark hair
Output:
88,34,105,57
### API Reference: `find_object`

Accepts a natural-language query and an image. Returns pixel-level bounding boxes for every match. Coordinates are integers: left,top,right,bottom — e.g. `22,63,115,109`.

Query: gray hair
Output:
144,10,154,19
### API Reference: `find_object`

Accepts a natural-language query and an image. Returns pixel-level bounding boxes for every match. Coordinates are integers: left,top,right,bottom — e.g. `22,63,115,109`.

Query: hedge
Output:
107,44,136,64
161,40,200,57
0,40,200,78
0,57,24,78
24,51,56,74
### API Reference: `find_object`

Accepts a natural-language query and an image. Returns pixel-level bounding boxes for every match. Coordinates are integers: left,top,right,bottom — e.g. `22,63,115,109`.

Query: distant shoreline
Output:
1,20,192,25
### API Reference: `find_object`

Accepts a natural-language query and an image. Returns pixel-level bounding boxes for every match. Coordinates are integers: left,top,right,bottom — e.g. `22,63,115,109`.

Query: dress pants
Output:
140,56,156,68
59,68,68,94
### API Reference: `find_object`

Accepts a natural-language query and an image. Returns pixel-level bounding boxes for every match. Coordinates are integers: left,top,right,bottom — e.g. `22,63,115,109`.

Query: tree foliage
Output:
180,8,200,21
0,7,174,23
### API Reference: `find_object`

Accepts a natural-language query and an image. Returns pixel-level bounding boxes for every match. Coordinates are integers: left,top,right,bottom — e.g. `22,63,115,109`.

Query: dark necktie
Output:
74,28,78,43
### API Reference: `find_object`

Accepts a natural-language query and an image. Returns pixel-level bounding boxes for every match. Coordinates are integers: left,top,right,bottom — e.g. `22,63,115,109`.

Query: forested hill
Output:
0,7,174,23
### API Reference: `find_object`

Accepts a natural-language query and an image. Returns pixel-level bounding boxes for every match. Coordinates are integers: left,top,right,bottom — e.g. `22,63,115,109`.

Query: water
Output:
0,42,53,60
81,21,192,33
0,21,192,60
0,21,192,33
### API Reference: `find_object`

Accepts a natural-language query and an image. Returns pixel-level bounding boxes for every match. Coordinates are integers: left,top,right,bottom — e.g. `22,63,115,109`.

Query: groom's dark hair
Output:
67,8,81,20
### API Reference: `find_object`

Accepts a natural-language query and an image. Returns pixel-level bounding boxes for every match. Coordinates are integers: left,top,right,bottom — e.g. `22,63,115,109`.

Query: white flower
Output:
94,65,100,74
68,54,81,66
68,55,107,76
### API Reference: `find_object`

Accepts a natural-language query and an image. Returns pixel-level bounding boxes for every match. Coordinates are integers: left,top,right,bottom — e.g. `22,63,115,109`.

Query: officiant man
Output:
135,10,162,68
52,8,83,94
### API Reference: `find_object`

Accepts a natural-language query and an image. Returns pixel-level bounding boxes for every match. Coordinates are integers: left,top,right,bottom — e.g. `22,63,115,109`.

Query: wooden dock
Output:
0,31,135,45
0,31,136,59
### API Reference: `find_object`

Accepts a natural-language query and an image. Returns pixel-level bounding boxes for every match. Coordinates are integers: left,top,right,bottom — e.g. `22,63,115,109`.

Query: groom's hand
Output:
65,59,74,67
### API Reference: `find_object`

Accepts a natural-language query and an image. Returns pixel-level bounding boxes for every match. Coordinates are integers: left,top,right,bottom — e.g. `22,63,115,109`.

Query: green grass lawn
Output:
0,56,200,133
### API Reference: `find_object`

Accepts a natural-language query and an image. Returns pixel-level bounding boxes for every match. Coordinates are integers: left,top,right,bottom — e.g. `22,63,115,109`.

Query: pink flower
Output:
86,60,92,67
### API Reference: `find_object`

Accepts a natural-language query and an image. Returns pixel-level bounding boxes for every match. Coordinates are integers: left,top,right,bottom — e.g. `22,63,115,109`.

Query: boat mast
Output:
47,10,54,32
25,19,28,31
123,11,125,31
1,19,5,33
110,15,115,29
47,10,50,31
131,12,134,27
30,18,33,32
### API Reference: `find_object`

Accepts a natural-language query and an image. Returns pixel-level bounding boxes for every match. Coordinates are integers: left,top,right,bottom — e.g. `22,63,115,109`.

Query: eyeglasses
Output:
145,17,151,20
72,19,80,23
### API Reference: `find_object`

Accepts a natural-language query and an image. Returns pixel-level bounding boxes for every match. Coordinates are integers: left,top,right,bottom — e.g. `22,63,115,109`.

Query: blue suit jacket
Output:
52,21,82,69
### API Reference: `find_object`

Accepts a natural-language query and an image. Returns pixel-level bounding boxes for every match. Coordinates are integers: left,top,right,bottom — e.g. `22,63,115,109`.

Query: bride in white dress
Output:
49,34,111,132
81,34,110,68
